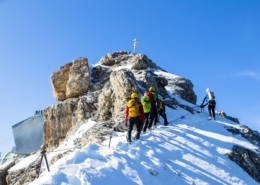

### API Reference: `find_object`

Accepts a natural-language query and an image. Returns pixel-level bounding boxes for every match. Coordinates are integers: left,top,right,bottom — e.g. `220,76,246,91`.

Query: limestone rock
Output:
225,125,260,147
98,51,129,66
216,111,240,124
0,161,15,185
51,58,90,101
227,145,260,183
6,156,40,185
110,69,139,118
42,94,97,151
129,54,149,70
81,120,116,148
165,76,197,104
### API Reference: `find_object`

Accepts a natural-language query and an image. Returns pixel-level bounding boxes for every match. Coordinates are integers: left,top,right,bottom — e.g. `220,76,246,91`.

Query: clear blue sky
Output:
1,0,259,156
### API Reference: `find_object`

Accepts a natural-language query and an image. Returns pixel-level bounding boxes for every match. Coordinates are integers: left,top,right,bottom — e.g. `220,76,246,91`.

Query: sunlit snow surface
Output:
23,105,258,185
11,68,257,185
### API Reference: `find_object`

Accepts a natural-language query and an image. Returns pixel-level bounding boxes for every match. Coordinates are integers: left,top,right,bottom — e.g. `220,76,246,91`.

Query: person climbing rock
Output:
158,97,169,126
141,93,151,133
125,92,144,143
200,88,216,120
146,86,160,129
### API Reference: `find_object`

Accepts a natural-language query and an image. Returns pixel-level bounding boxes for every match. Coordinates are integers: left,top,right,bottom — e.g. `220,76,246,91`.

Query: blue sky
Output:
0,1,259,156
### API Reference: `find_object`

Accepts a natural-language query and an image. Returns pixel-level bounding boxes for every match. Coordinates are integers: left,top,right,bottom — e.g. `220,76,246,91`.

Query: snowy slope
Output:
18,103,259,185
7,66,259,185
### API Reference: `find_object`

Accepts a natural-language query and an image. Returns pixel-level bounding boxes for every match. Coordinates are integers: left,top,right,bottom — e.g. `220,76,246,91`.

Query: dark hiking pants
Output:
148,104,158,129
127,117,142,142
142,112,150,132
208,100,216,119
159,109,168,125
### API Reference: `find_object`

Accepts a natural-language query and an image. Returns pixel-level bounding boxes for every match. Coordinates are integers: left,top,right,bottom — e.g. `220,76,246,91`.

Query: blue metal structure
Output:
12,110,44,154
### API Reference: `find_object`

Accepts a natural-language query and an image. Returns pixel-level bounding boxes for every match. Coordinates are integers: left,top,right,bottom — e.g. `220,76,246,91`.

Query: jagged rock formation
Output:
42,92,99,151
51,58,90,101
6,156,40,185
42,51,198,151
3,51,199,185
216,110,240,124
227,145,260,183
226,125,260,147
0,161,15,185
162,75,197,104
4,50,260,185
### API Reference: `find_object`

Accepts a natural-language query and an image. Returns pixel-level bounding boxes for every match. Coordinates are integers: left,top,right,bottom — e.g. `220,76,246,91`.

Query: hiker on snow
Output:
158,97,169,126
146,86,160,129
125,92,144,143
141,93,151,133
200,88,216,120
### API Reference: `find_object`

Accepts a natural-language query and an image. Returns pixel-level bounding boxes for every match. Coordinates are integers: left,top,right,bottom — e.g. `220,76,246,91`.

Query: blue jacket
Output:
201,92,215,105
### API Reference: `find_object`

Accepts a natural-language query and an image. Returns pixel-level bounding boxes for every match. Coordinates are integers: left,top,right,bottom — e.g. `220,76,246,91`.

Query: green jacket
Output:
141,96,151,113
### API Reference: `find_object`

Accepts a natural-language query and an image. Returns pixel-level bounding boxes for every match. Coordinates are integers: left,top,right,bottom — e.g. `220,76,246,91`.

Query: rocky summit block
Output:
51,57,90,101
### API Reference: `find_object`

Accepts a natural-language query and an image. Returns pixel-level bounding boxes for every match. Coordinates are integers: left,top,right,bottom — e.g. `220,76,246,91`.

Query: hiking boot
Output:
164,122,169,126
126,136,131,143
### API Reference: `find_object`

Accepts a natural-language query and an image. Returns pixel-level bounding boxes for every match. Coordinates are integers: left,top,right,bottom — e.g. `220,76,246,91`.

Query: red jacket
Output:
145,92,155,105
125,98,144,123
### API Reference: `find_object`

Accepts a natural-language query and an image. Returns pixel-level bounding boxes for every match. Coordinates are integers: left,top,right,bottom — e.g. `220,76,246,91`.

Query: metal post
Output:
133,39,138,53
108,136,112,148
43,151,50,172
37,150,50,178
37,153,44,178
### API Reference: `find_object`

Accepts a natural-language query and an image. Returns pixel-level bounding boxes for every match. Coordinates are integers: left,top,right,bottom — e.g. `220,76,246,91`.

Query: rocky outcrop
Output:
225,125,260,147
160,75,197,104
95,69,139,124
98,51,130,66
51,58,90,101
81,120,115,147
110,70,139,114
129,54,158,70
42,93,98,151
227,145,260,183
0,161,15,185
98,51,159,70
6,156,40,185
215,111,240,124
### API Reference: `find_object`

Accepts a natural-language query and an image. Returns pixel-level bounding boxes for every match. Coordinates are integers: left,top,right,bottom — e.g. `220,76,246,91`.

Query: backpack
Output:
158,98,163,110
127,99,140,117
152,92,158,102
141,96,151,113
207,91,216,101
145,91,155,104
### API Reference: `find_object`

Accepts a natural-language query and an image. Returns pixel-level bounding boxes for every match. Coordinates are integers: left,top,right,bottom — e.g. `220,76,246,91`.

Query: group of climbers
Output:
124,86,169,143
124,86,216,143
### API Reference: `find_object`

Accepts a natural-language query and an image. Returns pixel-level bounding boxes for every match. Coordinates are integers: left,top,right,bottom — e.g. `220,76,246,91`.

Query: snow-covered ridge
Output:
27,105,259,185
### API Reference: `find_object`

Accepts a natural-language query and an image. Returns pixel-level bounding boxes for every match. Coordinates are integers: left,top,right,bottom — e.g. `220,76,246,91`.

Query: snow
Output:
18,101,258,184
154,70,180,79
8,80,259,184
112,64,132,71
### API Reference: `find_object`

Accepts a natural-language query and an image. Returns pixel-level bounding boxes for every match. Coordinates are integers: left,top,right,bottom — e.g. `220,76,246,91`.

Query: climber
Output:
146,86,160,129
125,92,144,143
158,97,169,126
141,93,151,133
200,88,216,120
